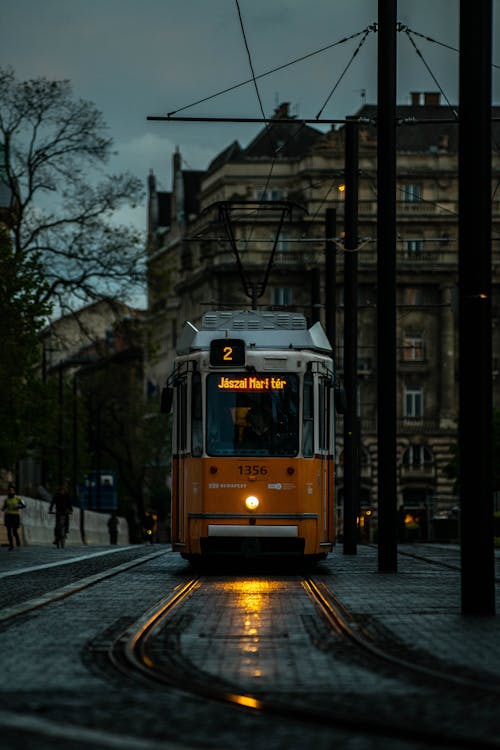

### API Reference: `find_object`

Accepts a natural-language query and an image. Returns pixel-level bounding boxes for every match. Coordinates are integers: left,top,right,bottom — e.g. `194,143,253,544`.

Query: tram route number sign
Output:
210,338,246,366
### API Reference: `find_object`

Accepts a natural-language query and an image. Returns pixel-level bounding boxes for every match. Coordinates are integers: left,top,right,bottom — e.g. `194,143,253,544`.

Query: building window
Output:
404,386,423,418
276,232,290,251
402,333,424,362
272,287,292,306
401,287,424,306
256,189,285,201
402,444,433,470
405,239,423,257
402,183,422,202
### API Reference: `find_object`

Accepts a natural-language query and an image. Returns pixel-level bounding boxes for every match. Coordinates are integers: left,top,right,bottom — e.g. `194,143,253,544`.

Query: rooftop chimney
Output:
273,102,290,119
424,92,441,106
410,92,441,106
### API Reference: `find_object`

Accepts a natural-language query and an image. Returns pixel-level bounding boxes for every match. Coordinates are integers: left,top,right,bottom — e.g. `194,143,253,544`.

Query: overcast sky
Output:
2,0,500,233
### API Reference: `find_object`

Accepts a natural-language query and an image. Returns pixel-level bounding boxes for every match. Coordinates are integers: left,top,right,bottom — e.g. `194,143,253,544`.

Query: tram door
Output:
173,381,187,544
318,377,331,541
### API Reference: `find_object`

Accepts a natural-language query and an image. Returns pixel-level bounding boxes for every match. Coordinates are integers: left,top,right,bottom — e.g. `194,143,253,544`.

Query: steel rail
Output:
304,576,500,695
302,577,500,749
110,575,500,750
109,575,264,710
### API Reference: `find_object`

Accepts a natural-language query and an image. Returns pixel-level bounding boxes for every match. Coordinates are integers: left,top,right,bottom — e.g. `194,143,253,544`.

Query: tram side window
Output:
177,382,187,452
191,372,203,457
328,385,335,453
318,380,327,452
302,372,314,457
318,379,333,452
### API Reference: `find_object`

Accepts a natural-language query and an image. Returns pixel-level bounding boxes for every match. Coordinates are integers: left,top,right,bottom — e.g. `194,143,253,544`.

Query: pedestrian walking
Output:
2,484,26,550
107,512,119,545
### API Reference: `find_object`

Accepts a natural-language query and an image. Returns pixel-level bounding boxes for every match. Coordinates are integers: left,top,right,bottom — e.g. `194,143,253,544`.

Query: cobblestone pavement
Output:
326,544,500,681
0,542,498,749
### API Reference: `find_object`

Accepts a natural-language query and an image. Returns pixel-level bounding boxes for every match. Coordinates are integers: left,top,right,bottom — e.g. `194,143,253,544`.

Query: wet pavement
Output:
0,542,498,749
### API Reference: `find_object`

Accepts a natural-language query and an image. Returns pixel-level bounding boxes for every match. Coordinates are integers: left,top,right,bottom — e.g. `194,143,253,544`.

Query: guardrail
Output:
0,495,129,546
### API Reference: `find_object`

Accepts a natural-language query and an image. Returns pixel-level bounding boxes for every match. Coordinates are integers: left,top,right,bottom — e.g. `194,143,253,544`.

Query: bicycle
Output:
50,511,69,548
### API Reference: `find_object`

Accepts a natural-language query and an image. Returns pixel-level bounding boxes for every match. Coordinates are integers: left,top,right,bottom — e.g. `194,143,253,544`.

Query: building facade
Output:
146,95,500,525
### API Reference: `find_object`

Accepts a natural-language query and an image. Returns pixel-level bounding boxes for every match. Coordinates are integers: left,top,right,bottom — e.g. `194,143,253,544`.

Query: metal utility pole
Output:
343,119,360,554
58,365,64,487
72,376,86,544
325,208,337,351
458,0,495,614
377,0,398,572
311,268,321,324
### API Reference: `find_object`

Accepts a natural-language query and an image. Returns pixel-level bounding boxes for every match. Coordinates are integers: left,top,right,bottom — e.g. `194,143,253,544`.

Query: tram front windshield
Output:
206,373,299,456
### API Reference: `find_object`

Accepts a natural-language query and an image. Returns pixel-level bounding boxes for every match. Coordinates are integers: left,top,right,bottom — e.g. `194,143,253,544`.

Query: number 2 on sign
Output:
223,346,233,361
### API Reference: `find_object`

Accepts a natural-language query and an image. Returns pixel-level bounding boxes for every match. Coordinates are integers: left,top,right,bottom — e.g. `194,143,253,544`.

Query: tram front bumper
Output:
208,524,298,537
201,525,304,556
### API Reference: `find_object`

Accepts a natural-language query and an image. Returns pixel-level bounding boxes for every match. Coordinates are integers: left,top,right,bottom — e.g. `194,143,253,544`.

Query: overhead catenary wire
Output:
234,0,273,150
164,26,376,118
399,24,500,70
231,2,330,276
315,25,375,120
250,17,472,239
233,0,276,254
156,21,500,123
152,15,500,248
399,24,458,119
229,12,373,250
366,16,500,225
229,4,299,300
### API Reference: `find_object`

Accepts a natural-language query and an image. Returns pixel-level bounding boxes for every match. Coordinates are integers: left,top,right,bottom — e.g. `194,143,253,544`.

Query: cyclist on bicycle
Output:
49,484,73,544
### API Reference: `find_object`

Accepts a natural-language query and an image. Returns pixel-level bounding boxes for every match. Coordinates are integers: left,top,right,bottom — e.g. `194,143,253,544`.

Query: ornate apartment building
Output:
146,94,500,521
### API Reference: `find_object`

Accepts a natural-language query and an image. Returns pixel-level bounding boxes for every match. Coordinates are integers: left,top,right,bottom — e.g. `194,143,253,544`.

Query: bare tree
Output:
0,66,144,315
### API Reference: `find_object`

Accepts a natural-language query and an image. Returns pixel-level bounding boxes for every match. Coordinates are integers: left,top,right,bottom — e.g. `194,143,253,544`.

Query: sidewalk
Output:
326,543,500,685
0,543,140,577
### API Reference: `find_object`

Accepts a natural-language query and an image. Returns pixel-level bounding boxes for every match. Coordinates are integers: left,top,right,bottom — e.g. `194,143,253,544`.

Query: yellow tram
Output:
162,309,337,563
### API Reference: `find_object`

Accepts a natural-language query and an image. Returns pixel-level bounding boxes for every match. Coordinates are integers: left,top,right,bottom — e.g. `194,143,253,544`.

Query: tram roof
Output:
176,310,332,355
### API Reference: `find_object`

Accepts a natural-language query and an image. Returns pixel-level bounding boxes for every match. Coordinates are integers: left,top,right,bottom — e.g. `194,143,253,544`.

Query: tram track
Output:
306,576,500,695
108,573,500,750
109,575,266,710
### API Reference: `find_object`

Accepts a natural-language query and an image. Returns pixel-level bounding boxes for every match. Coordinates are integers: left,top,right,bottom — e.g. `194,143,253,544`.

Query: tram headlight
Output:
245,495,260,511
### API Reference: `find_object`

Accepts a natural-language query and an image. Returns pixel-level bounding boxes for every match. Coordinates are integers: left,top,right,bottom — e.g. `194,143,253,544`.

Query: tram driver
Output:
242,406,272,448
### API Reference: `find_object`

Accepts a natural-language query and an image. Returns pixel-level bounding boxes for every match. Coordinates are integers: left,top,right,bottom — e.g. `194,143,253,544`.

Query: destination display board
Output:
216,375,288,391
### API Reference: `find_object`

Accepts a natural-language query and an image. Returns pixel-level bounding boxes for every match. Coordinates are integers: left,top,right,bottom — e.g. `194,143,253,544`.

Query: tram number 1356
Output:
237,465,268,476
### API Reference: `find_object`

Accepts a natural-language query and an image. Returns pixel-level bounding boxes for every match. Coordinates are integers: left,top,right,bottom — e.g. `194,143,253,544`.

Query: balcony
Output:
400,462,435,479
397,201,455,215
334,199,460,217
398,418,440,434
273,250,315,266
337,418,450,436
